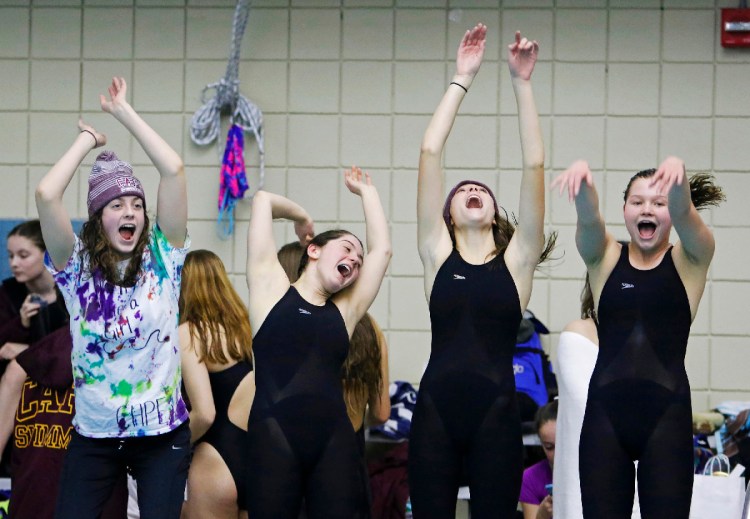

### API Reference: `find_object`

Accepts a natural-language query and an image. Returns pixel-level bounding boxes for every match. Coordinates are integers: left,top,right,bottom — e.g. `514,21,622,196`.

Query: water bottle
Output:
405,496,413,519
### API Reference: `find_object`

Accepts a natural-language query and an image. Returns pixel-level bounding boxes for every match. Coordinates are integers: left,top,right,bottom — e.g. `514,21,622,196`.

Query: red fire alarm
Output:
722,8,750,48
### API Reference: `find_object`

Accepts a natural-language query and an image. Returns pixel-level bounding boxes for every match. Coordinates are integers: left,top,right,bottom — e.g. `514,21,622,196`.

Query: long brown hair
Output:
623,169,725,210
179,249,252,364
342,313,384,427
581,273,595,320
277,241,305,282
80,209,150,287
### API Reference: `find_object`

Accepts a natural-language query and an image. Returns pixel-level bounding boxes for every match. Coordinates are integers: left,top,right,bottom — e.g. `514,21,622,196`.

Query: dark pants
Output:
55,422,190,519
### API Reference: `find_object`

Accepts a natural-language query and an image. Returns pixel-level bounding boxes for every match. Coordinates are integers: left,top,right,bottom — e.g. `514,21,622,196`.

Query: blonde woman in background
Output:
180,249,254,519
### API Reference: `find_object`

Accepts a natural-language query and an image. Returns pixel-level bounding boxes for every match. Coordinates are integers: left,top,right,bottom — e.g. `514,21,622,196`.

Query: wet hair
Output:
179,250,252,364
79,208,150,287
442,180,557,265
342,313,384,427
534,399,558,433
297,229,363,279
8,220,46,252
277,241,305,282
623,169,726,210
581,273,595,320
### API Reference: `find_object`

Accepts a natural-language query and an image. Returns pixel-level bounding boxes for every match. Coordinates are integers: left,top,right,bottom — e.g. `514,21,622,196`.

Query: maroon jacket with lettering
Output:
7,282,73,519
0,277,29,478
9,296,127,519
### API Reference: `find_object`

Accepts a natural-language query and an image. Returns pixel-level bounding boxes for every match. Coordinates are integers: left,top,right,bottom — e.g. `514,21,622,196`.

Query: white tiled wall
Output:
2,0,750,408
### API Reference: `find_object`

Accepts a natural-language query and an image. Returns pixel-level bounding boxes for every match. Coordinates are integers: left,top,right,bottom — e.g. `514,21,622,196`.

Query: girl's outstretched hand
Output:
78,119,106,148
456,23,487,79
508,31,539,81
100,76,129,114
551,160,594,203
650,156,686,196
344,165,373,196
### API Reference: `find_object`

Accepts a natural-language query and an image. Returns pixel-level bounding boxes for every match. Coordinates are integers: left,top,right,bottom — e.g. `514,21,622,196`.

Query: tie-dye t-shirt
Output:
45,225,189,438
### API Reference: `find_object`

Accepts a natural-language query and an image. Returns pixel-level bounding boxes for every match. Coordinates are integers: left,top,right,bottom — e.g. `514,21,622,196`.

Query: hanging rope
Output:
188,0,265,238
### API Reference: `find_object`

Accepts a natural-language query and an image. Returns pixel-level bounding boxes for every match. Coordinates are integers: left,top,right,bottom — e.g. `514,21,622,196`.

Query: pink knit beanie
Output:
87,151,145,216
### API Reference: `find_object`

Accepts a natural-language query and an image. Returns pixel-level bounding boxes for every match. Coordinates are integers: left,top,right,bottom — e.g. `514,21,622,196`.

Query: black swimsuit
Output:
197,361,252,510
580,244,693,519
246,287,364,519
408,249,523,518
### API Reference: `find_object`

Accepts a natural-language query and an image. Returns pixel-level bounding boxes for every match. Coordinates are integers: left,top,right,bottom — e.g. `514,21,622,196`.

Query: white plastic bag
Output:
689,462,745,519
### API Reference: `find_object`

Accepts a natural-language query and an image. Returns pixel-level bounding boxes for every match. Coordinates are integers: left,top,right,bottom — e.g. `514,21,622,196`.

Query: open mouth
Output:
119,224,136,241
637,221,656,239
466,195,483,209
337,263,352,278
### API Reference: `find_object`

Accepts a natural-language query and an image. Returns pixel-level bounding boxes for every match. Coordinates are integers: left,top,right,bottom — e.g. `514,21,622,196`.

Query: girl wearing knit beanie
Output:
35,76,189,519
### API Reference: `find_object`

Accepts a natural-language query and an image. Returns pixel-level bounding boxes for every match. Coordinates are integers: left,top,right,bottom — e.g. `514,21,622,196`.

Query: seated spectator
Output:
520,400,557,519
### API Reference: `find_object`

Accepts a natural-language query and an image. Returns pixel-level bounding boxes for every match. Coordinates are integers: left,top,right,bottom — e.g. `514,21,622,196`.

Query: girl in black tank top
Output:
552,157,724,518
412,25,554,518
245,167,390,519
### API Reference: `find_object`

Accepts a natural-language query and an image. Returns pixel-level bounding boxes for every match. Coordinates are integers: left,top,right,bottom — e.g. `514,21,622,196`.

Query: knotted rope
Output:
189,0,265,237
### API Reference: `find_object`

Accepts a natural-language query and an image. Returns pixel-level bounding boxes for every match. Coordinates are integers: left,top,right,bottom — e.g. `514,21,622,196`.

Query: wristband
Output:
81,129,97,146
450,81,468,93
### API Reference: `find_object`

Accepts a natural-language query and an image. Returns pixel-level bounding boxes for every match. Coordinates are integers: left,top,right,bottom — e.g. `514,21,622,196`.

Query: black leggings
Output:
408,380,523,519
55,422,190,519
580,387,693,519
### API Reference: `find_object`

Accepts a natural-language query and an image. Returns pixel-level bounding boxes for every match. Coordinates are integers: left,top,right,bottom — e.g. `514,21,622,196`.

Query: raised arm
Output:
418,23,486,268
551,160,611,268
246,191,314,328
650,156,715,267
502,32,547,311
36,121,106,269
178,323,215,443
505,32,546,274
100,77,187,247
336,167,392,334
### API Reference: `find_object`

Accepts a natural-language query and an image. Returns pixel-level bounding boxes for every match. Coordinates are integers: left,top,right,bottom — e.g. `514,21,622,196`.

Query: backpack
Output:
513,311,556,418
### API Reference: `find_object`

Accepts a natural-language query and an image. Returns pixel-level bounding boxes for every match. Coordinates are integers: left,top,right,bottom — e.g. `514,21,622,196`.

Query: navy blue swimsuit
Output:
246,287,364,519
408,249,523,519
580,244,693,519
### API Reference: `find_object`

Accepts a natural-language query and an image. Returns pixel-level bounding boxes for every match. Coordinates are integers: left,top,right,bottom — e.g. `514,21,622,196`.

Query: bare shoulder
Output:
562,318,598,345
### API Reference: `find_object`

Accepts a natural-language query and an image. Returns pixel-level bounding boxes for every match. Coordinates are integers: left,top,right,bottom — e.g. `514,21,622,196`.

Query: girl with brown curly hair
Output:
36,76,189,519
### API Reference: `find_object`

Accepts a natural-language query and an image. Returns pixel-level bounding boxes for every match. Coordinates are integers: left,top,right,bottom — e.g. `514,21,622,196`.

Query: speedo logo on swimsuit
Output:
453,274,466,280
298,308,311,315
621,282,634,289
